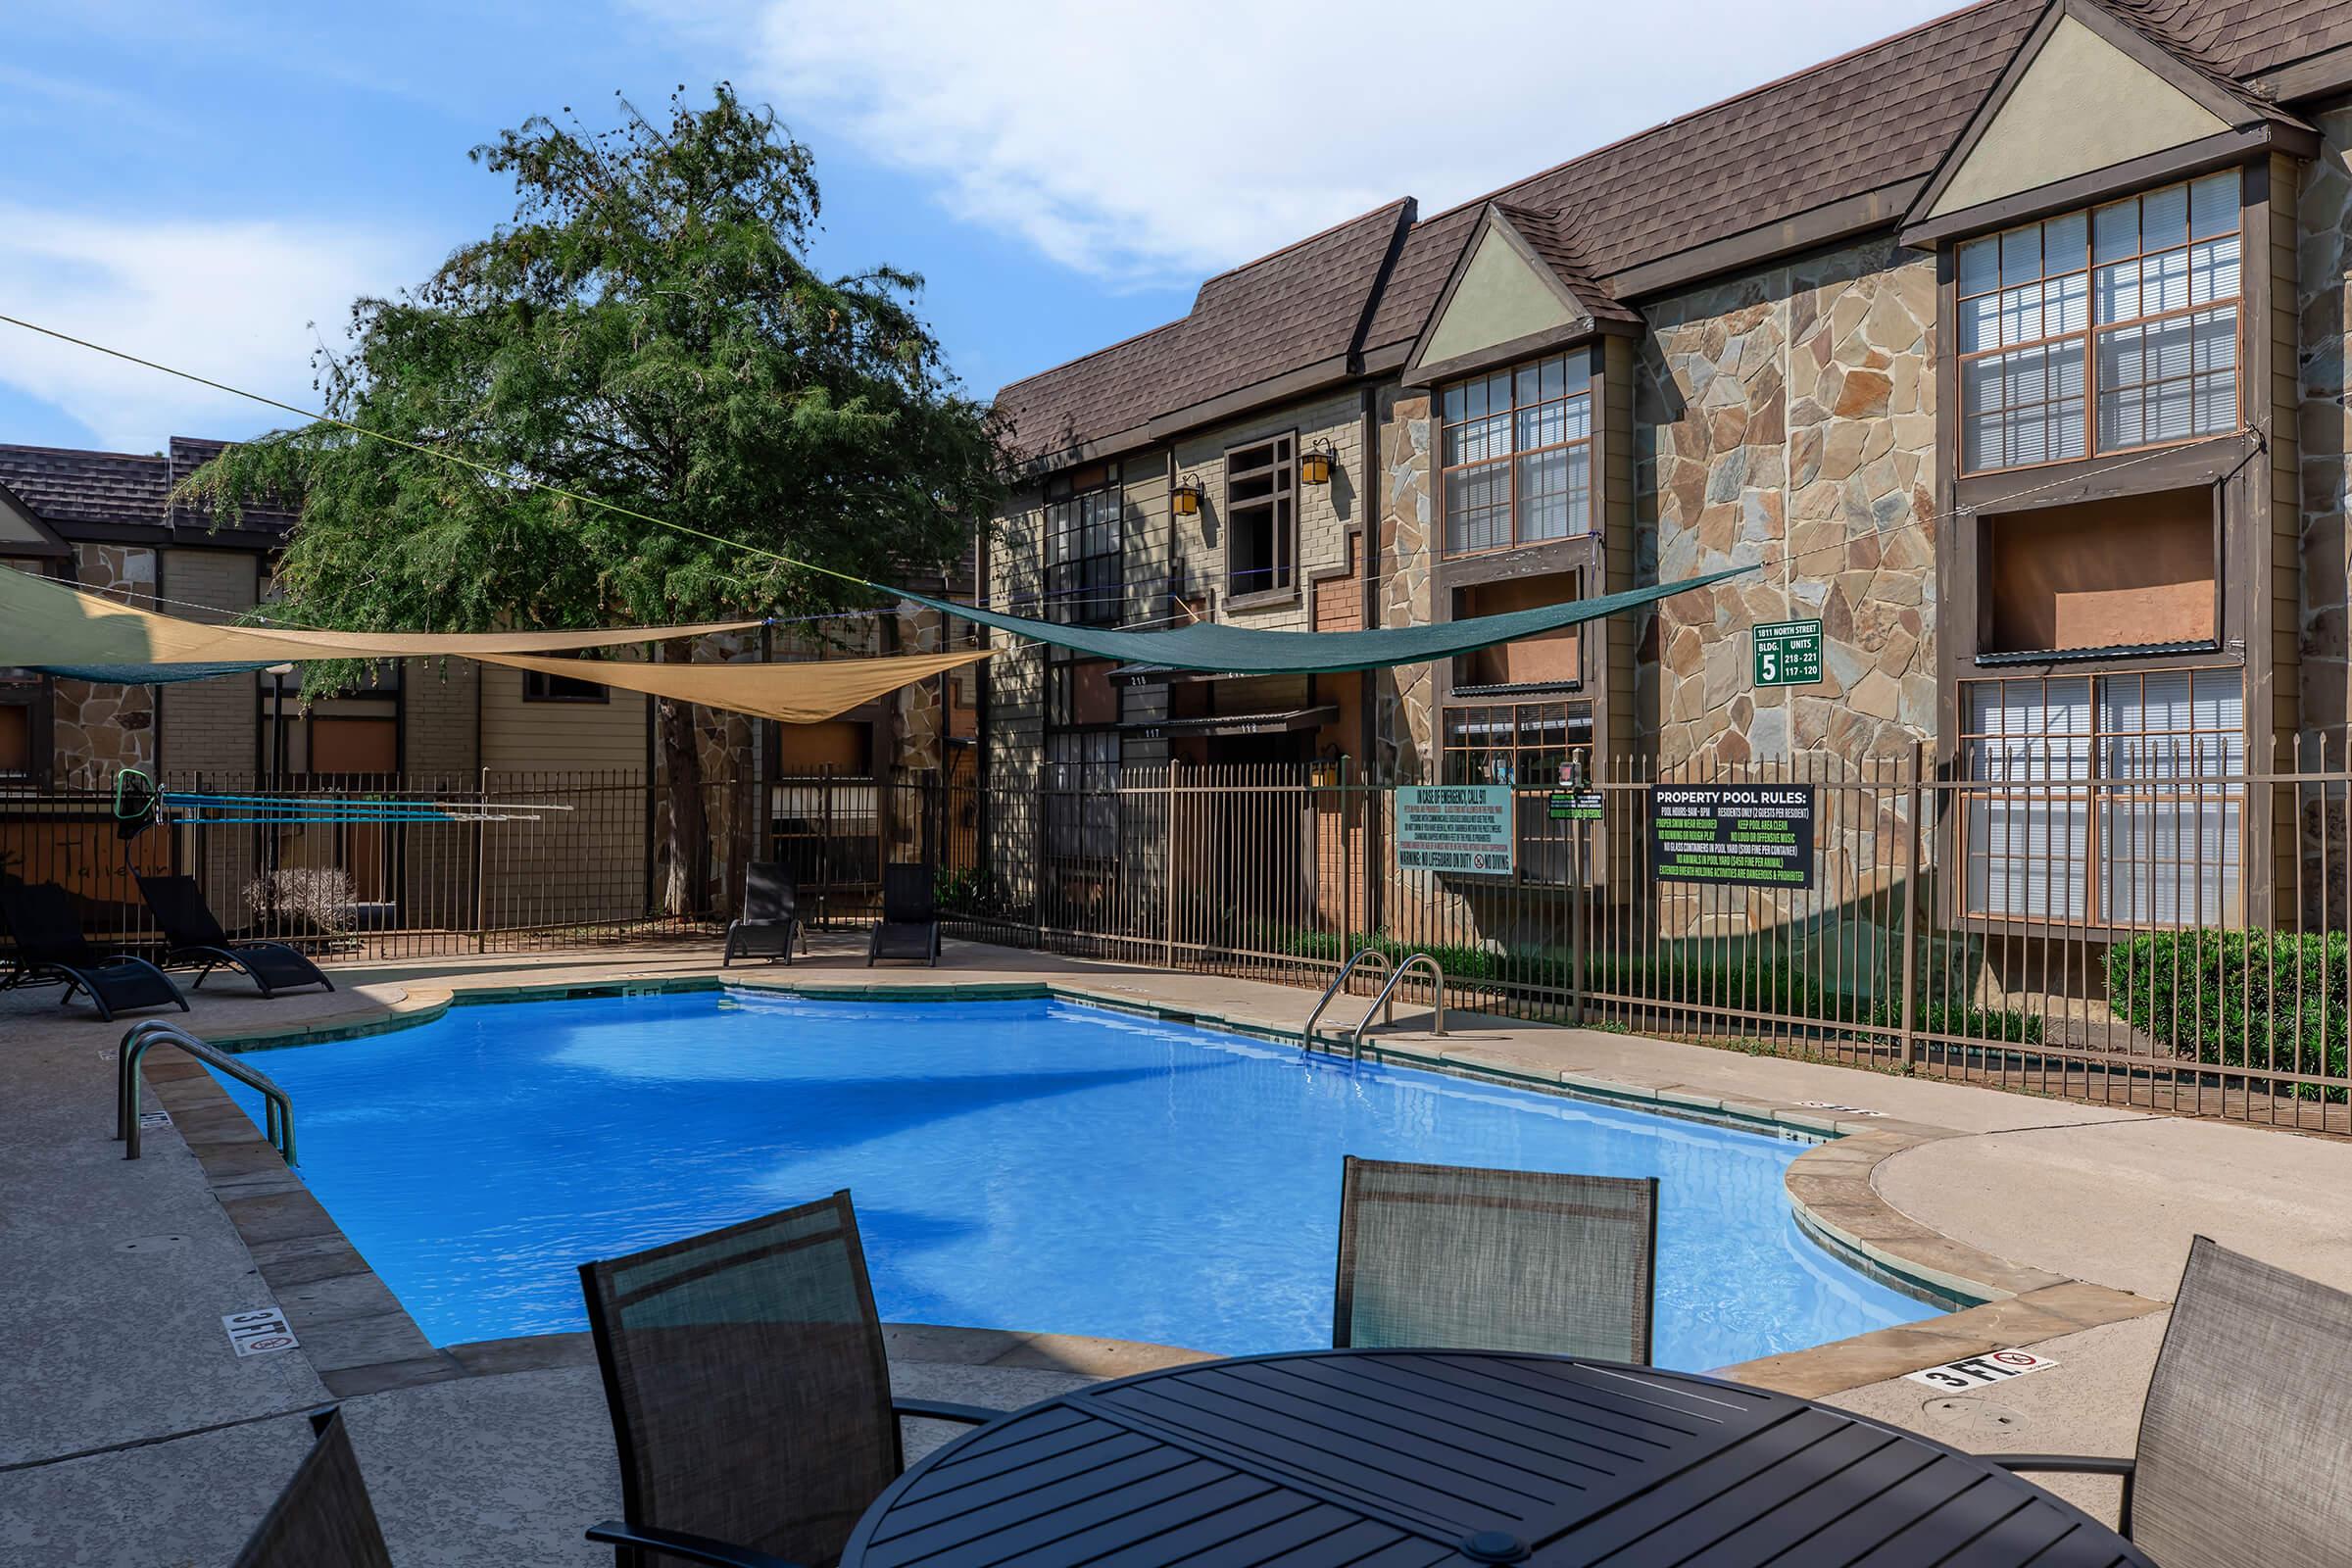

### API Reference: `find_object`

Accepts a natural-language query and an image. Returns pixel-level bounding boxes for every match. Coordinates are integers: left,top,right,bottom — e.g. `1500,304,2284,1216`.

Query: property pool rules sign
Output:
1396,785,1515,876
1649,784,1816,889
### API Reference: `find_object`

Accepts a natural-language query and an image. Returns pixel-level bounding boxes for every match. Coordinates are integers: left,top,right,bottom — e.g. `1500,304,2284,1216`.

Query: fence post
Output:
1162,760,1181,970
1033,765,1049,953
1899,738,1923,1071
1569,748,1588,1029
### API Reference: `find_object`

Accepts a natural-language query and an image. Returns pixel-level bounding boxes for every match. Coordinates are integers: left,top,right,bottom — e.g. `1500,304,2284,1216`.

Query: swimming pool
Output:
216,990,1935,1368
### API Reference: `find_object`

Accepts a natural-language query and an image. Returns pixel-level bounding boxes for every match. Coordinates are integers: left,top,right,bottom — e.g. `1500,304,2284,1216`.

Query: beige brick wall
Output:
1169,391,1364,631
158,547,260,779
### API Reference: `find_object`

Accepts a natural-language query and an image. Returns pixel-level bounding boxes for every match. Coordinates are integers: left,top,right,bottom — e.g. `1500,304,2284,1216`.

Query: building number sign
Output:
1753,617,1824,688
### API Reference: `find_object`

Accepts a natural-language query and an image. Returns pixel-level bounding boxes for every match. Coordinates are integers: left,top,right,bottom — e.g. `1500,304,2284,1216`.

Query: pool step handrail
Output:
1348,954,1447,1060
117,1019,296,1164
1301,948,1393,1050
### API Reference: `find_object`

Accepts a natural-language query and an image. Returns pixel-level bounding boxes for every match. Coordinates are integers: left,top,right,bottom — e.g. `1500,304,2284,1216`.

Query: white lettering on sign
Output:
222,1307,300,1357
1903,1348,2058,1390
1795,1101,1885,1117
1395,785,1515,877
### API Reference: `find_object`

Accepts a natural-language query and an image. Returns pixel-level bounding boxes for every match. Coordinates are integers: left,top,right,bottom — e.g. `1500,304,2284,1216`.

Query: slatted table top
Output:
843,1349,2151,1567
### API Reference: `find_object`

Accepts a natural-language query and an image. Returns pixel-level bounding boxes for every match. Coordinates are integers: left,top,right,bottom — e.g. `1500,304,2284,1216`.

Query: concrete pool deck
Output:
6,934,2349,1560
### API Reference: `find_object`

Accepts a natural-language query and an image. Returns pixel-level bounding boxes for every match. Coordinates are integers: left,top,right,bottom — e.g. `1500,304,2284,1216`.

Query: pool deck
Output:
7,933,2350,1561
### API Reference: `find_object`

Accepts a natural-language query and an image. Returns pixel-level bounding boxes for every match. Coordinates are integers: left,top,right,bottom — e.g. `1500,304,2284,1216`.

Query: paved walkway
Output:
5,935,2347,1559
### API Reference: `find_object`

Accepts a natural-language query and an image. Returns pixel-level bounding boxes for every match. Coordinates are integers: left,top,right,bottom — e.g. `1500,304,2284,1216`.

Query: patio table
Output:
841,1348,2152,1567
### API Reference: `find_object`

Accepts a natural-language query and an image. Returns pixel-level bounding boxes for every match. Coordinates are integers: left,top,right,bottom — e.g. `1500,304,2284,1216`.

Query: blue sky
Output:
0,0,1950,455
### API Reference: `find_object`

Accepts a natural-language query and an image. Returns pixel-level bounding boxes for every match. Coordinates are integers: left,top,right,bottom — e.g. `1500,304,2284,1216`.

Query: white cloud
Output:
647,0,1951,287
0,206,431,451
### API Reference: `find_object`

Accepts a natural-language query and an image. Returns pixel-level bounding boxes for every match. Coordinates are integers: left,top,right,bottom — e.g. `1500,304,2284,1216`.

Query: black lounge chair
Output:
1990,1235,2352,1565
721,860,800,967
0,881,187,1022
137,875,334,997
865,863,939,967
579,1192,1001,1568
1334,1155,1659,1362
233,1407,394,1568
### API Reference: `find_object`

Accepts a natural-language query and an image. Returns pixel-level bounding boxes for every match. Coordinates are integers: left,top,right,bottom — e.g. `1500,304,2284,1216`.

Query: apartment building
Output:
986,0,2352,935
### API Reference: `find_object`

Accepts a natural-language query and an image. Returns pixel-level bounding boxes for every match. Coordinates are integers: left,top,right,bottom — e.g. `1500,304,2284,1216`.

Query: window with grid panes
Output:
1958,171,2239,473
1224,436,1295,598
1441,352,1592,554
1042,463,1122,626
1961,668,2242,926
1443,700,1593,884
1044,728,1119,861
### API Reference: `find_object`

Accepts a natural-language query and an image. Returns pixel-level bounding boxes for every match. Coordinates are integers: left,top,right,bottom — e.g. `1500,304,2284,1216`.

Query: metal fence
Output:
8,749,2348,1130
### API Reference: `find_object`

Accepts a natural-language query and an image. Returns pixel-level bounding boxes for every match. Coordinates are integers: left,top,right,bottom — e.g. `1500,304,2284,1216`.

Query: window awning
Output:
1123,706,1338,738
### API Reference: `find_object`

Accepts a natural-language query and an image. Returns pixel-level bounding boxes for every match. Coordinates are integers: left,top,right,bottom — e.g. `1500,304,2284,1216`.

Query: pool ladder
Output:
1301,949,1447,1061
117,1019,297,1164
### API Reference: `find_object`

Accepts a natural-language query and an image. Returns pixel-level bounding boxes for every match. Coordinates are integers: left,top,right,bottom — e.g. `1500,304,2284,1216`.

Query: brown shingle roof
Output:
0,436,297,538
999,0,2352,461
1488,204,1641,328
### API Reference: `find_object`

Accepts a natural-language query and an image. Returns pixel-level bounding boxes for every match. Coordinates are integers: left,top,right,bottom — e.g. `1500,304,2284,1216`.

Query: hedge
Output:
2106,930,2349,1100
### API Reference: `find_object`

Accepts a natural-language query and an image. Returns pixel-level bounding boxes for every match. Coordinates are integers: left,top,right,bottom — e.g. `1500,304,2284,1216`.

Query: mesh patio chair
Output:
137,874,335,997
721,862,800,967
0,881,187,1022
865,864,939,967
1991,1235,2352,1566
579,1192,1001,1568
231,1407,394,1568
1334,1156,1659,1363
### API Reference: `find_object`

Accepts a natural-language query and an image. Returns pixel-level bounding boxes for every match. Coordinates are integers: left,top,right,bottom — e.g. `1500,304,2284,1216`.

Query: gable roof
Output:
0,437,297,544
997,0,2352,465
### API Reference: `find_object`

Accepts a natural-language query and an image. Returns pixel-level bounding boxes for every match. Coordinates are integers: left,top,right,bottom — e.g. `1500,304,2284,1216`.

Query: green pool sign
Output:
1752,617,1824,688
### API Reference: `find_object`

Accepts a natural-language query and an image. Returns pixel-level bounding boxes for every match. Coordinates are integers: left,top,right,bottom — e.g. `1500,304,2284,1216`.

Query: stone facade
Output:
1636,238,1937,769
2299,108,2352,742
1374,386,1436,782
50,544,157,779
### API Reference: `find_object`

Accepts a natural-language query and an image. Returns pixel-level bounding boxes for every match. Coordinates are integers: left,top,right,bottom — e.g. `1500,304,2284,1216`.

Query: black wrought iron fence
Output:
9,748,2347,1129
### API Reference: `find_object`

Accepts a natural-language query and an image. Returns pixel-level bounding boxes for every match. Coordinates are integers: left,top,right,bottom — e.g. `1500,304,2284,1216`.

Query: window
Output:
1224,435,1296,599
0,696,31,778
522,668,609,703
1959,171,2239,473
1044,729,1119,861
1441,352,1592,553
1043,463,1122,626
1962,668,2242,926
1443,700,1594,885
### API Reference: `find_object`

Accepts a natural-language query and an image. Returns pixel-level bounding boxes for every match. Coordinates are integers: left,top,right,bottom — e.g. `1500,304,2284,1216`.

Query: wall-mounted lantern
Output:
1171,472,1205,516
1299,438,1336,486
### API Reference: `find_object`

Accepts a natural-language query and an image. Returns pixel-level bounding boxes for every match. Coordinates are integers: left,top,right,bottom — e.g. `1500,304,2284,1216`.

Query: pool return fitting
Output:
117,1019,296,1164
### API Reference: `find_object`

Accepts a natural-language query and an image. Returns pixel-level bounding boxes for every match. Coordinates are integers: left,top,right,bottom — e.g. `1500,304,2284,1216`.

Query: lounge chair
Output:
1333,1155,1658,1362
578,1192,1002,1568
232,1406,394,1568
0,881,187,1022
720,860,799,967
1990,1235,2352,1565
137,874,335,997
865,863,939,967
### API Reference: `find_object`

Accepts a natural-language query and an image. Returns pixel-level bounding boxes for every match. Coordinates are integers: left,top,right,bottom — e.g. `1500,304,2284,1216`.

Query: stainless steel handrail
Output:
1349,954,1447,1059
1301,948,1392,1049
117,1019,296,1164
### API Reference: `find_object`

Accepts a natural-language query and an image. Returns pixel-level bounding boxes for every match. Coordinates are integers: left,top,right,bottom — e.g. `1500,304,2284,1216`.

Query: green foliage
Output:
181,84,1005,665
2107,930,2349,1100
936,866,1022,921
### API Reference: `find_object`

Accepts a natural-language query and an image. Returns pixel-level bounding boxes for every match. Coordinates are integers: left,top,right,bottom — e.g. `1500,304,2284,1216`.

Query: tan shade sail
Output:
0,563,763,666
478,649,991,725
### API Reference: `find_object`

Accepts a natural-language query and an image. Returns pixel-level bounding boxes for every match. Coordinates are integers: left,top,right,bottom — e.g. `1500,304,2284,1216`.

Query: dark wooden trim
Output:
1438,533,1604,591
2249,43,2352,106
1602,181,1924,300
1346,202,1418,373
0,482,73,559
1146,355,1356,443
1899,129,2299,249
1402,206,1609,381
1404,319,1630,391
1954,434,2255,515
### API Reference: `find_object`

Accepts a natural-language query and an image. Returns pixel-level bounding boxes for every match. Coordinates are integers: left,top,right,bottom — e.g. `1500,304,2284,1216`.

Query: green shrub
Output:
1865,999,2042,1045
2107,930,2349,1100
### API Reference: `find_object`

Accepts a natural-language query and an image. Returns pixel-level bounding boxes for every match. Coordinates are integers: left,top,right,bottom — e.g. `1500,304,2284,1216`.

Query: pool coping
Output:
156,971,2163,1402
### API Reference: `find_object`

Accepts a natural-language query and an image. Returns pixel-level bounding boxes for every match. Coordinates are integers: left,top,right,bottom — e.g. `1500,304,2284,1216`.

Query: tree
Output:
187,85,1005,912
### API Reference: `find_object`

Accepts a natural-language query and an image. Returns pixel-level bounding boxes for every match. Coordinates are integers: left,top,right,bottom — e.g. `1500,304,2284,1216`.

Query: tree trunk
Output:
658,642,709,917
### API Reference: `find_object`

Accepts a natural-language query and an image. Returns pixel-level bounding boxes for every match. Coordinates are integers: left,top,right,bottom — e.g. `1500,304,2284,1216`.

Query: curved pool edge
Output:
178,971,2165,1402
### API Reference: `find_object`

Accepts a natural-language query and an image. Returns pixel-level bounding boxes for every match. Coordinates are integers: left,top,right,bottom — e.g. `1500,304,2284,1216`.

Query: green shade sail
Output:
898,565,1752,674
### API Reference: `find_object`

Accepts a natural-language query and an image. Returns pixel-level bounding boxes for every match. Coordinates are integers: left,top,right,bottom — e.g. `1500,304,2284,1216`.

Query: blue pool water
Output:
217,991,1934,1367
